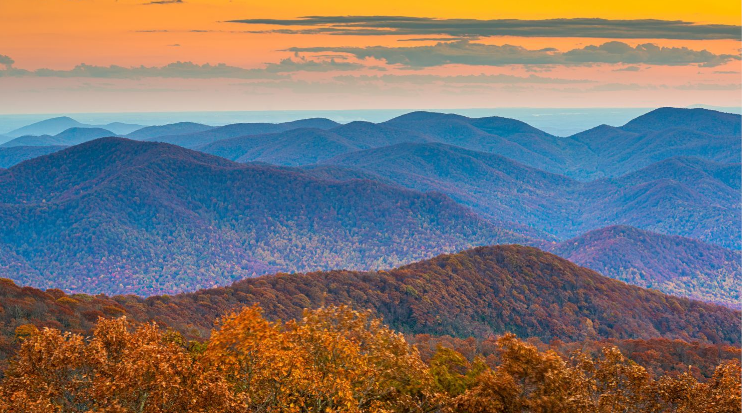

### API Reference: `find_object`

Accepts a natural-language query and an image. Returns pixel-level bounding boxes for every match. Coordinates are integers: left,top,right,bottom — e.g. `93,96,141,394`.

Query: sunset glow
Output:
1,0,740,112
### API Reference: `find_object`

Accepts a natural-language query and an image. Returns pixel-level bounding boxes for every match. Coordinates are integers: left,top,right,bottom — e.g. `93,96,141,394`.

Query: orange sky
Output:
0,0,740,112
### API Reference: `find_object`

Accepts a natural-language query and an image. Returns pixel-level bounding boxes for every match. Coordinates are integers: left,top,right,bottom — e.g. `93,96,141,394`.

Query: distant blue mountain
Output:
126,122,214,140
6,116,142,138
0,145,68,168
1,127,118,147
0,137,525,295
622,107,742,136
548,225,741,308
150,118,340,148
324,142,740,248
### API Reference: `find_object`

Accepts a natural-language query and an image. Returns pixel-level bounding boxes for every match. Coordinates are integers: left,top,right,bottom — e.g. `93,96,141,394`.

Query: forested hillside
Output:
0,145,67,168
2,305,739,412
1,245,741,373
549,226,741,308
0,138,524,295
325,143,741,248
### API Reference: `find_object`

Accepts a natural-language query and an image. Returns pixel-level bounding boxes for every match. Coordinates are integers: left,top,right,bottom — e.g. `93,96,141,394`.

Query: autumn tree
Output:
205,305,439,412
0,317,237,413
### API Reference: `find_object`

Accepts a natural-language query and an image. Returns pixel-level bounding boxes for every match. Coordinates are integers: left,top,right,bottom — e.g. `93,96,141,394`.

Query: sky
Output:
0,0,740,113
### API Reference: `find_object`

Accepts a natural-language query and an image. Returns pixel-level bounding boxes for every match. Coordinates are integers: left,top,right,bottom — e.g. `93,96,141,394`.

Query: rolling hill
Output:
192,108,739,182
0,145,67,168
4,245,735,346
198,121,435,165
548,226,741,308
0,137,525,296
125,121,214,140
324,143,740,248
1,127,119,147
379,108,741,180
621,107,742,136
149,118,340,148
199,128,368,165
5,116,142,138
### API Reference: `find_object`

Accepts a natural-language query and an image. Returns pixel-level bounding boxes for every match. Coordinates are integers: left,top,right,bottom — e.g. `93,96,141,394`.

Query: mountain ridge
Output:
548,225,741,308
0,137,527,295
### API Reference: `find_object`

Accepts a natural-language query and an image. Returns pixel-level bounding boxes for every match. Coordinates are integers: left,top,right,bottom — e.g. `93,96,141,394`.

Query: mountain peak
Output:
622,107,741,135
6,116,84,138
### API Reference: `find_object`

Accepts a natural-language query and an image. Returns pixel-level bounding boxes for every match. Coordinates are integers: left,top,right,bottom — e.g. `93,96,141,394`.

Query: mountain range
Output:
148,118,340,148
0,145,67,168
3,116,142,140
0,107,739,307
1,127,119,147
322,143,740,248
548,226,741,308
1,245,738,349
0,138,523,295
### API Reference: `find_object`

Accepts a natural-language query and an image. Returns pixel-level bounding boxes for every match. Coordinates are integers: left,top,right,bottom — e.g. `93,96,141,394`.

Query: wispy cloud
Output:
263,58,369,72
333,74,593,85
143,0,183,4
228,16,742,41
289,41,740,68
0,58,379,79
0,61,286,79
613,66,642,72
0,54,13,69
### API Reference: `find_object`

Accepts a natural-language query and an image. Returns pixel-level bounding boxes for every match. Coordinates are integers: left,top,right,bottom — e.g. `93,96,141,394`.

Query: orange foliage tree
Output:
0,306,740,412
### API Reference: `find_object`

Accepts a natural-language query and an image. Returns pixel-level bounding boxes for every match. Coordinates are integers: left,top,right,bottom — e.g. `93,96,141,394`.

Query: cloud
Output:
263,58,368,72
333,74,593,85
675,83,741,90
0,57,379,79
397,37,478,42
613,66,642,72
289,40,740,68
227,16,742,41
0,54,13,68
0,61,288,79
562,42,735,67
144,0,183,4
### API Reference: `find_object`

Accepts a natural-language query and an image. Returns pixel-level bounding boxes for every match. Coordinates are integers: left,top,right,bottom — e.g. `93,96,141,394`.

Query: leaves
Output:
0,306,740,412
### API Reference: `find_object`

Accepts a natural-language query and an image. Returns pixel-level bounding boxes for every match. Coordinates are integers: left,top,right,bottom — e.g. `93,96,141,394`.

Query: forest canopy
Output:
0,306,740,413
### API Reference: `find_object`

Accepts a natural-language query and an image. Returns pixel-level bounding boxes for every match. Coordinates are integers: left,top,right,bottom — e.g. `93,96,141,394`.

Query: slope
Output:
149,118,340,148
0,145,68,168
325,143,740,248
95,245,743,346
1,127,118,147
548,226,741,308
0,138,526,296
126,122,213,140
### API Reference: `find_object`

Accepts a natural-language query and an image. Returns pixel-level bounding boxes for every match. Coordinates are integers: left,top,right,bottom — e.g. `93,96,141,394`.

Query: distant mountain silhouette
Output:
1,127,119,147
376,109,740,180
126,122,213,140
149,118,340,148
381,111,582,176
199,128,366,165
5,116,83,137
622,107,742,136
5,116,142,138
0,138,525,295
198,121,435,165
549,226,741,308
571,124,740,178
331,120,433,146
100,122,146,135
0,145,67,168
